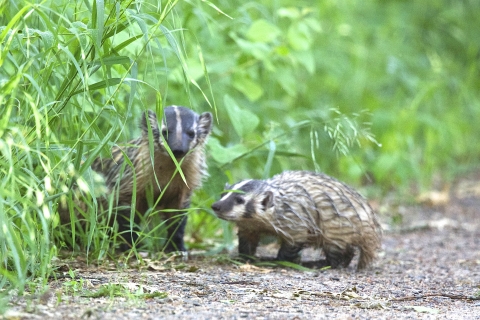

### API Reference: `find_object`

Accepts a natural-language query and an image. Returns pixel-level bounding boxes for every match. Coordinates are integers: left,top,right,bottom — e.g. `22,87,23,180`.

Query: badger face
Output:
211,180,274,221
142,106,212,159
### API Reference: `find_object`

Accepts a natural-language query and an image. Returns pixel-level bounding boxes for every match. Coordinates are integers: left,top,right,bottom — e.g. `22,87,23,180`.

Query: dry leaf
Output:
416,187,450,206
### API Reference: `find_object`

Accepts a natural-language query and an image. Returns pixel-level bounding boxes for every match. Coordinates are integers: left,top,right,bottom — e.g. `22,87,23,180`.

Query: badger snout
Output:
167,136,190,158
211,201,222,214
211,201,234,221
171,148,188,158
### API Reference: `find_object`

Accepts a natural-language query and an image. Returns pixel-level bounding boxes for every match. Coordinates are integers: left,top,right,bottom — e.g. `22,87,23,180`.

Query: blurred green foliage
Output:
0,0,479,294
179,0,480,195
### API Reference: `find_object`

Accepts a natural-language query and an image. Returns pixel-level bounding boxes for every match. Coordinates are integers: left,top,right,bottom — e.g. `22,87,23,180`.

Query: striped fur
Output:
211,171,382,270
61,106,212,251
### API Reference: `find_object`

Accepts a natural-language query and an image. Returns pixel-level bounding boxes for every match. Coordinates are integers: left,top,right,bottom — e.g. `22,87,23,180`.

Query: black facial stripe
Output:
176,106,198,131
244,199,255,218
232,180,262,193
164,106,199,138
217,197,234,213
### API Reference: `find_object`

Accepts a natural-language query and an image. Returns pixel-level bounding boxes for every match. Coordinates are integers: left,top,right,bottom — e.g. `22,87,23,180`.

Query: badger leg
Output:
161,193,190,252
164,213,187,252
324,244,355,268
237,229,260,260
116,208,140,251
277,242,303,262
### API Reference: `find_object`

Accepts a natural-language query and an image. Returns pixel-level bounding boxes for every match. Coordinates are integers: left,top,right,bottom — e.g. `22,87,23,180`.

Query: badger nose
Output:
211,202,220,212
171,149,187,158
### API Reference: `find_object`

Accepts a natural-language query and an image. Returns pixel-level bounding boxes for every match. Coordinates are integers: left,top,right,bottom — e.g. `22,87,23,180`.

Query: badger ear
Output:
261,191,274,210
224,182,230,190
141,110,160,140
197,112,213,139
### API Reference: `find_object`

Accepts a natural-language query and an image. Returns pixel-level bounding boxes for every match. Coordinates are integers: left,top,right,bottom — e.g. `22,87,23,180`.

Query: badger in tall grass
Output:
60,106,212,252
211,171,382,270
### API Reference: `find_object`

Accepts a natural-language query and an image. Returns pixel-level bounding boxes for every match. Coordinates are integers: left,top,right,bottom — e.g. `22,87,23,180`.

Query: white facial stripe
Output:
219,179,253,202
192,120,198,134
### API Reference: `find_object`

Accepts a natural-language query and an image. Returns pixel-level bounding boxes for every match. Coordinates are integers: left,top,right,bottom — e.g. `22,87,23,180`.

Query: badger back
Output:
142,106,212,158
269,171,382,265
270,171,381,237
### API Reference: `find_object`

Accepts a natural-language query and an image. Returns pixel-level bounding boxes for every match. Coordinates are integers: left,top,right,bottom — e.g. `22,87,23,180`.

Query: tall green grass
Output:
0,0,220,293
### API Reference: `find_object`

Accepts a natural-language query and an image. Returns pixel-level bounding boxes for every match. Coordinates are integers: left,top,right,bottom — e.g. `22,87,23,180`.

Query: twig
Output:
391,293,479,301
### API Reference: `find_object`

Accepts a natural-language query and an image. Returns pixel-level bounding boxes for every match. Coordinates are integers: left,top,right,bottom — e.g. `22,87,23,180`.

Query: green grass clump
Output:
0,0,216,294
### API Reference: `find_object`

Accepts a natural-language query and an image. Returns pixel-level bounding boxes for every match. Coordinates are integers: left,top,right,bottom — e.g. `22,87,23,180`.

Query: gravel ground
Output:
3,180,480,320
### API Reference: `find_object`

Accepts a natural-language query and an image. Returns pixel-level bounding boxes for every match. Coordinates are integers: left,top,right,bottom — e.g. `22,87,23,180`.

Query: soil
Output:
3,178,480,320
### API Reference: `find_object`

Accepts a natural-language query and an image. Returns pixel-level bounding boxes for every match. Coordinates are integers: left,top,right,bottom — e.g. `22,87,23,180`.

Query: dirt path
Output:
3,182,480,319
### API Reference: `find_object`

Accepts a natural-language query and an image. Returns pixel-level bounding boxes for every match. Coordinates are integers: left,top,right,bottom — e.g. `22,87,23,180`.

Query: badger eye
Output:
186,130,195,139
162,129,168,138
235,196,245,205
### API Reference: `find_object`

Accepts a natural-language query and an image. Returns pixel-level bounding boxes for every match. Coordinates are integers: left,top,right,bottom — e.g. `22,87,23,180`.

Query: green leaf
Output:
112,34,143,52
231,33,271,60
0,73,22,137
208,138,249,165
201,0,233,19
288,21,313,51
92,0,105,49
293,50,315,74
223,95,260,138
304,17,322,32
232,74,264,101
277,7,301,19
246,19,281,43
275,261,314,271
275,68,297,96
90,55,131,67
0,4,33,64
71,78,122,95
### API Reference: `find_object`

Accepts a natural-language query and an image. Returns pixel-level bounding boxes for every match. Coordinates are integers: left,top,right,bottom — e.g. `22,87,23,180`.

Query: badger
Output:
60,106,212,252
211,171,382,270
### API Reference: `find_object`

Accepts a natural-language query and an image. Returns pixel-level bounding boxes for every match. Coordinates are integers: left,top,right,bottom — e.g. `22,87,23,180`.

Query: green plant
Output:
62,276,85,296
180,0,480,193
80,283,167,300
0,0,217,294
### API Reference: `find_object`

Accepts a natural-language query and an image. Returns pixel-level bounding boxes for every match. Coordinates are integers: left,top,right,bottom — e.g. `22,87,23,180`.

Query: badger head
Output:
211,179,275,221
142,106,212,158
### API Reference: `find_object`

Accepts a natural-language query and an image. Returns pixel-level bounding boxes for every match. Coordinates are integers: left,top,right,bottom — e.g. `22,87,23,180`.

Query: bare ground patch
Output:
3,180,480,320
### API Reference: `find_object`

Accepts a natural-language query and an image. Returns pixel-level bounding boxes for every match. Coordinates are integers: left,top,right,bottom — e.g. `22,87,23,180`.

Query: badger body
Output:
61,106,212,251
211,171,381,270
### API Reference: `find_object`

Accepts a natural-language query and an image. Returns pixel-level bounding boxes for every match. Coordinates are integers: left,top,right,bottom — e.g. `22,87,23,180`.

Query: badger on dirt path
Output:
211,171,382,270
60,106,213,252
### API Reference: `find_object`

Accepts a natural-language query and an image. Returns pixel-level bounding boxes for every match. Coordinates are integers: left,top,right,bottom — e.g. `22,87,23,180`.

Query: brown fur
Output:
60,106,212,251
211,171,382,270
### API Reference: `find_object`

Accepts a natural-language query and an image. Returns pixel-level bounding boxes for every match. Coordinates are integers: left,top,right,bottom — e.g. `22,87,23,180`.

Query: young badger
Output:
61,106,212,252
211,171,382,270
